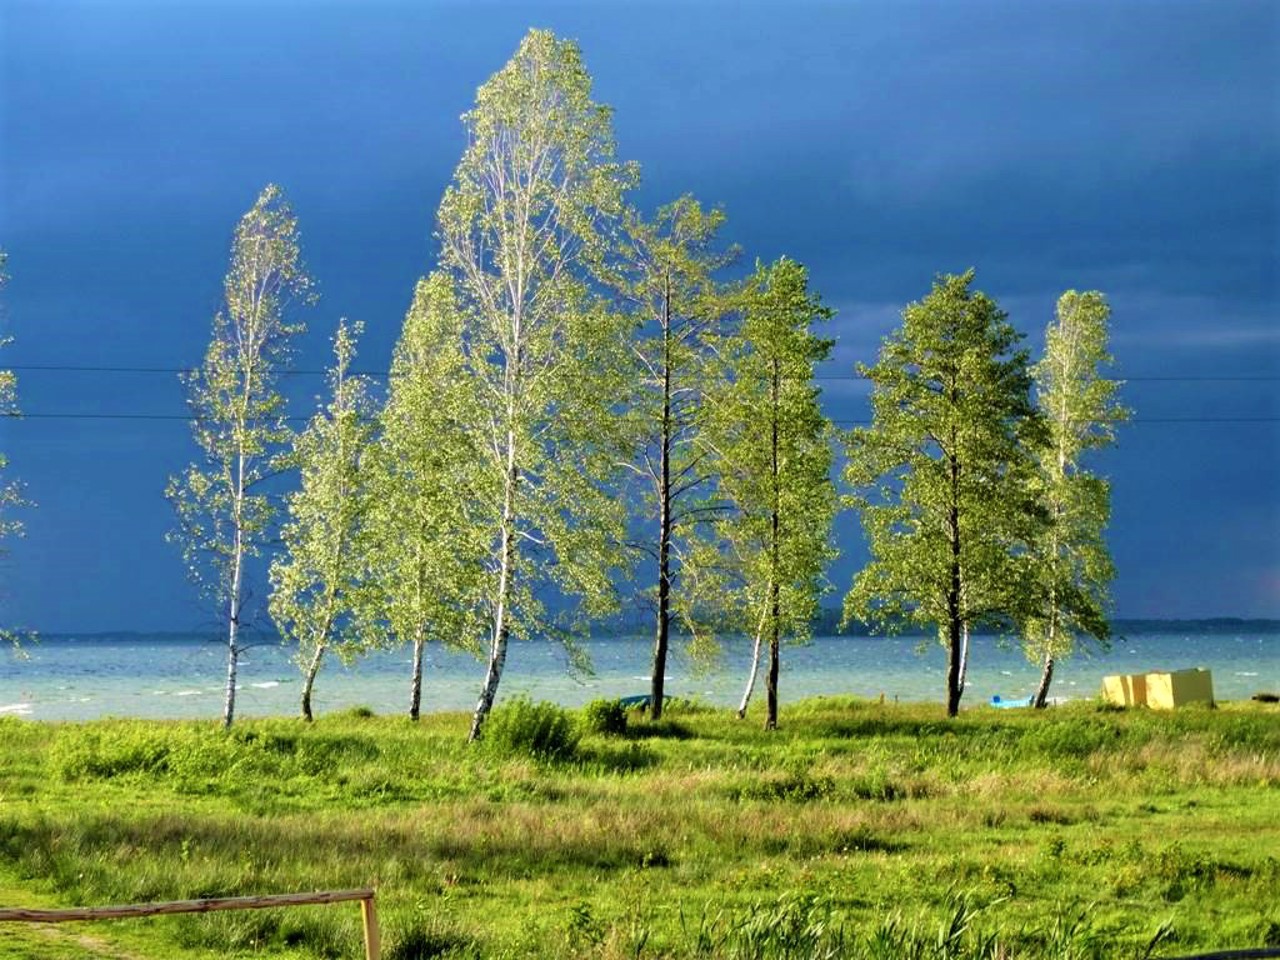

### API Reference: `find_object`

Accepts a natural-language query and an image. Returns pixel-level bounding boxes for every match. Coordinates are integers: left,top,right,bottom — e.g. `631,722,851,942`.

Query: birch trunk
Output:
945,439,963,718
469,448,518,742
300,642,325,722
1033,602,1058,709
409,632,425,721
737,623,765,719
223,455,247,730
651,311,673,721
764,357,781,731
1033,653,1055,709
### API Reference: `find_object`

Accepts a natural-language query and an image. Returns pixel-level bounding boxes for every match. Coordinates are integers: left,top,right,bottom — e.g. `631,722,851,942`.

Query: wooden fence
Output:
0,888,379,959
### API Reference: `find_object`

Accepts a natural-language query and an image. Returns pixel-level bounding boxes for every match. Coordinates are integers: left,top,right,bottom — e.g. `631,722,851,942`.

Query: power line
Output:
3,412,1277,425
4,363,391,378
4,363,1278,384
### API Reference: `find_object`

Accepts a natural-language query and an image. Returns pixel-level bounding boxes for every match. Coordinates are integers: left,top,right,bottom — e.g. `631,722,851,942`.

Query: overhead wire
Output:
4,363,1278,383
0,365,1274,425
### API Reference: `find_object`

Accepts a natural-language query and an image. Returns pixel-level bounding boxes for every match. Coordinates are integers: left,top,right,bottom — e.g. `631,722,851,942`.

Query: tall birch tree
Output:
844,270,1043,717
702,258,837,730
365,272,488,720
167,185,314,728
269,320,375,722
610,197,735,720
435,29,637,742
1024,291,1127,707
0,251,25,550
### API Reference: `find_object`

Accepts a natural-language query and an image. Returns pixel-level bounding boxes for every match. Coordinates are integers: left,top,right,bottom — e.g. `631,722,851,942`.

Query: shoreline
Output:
4,630,1275,723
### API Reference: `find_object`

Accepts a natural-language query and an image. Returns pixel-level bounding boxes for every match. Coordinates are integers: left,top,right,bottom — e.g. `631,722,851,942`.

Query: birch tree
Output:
609,197,735,720
0,251,25,550
435,29,637,742
365,272,488,720
167,185,315,728
844,270,1043,718
1024,291,1127,707
269,320,375,722
702,258,837,730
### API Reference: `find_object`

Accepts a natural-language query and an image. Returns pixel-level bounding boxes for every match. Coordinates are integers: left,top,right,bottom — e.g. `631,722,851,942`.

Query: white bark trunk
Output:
301,641,325,722
409,632,425,720
737,628,764,719
469,434,518,742
223,450,247,730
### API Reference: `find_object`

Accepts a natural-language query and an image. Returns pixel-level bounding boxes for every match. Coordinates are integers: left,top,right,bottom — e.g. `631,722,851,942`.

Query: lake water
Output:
1,630,1275,722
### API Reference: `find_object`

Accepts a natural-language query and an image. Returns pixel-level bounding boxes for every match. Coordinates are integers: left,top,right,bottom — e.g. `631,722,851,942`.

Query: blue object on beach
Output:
617,694,674,709
990,694,1034,709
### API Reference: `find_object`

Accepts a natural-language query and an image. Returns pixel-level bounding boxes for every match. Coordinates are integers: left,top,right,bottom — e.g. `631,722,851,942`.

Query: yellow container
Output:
1145,668,1214,709
1102,672,1148,707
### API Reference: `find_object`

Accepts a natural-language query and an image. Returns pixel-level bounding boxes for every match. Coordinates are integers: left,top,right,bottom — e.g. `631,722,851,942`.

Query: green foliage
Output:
363,272,490,719
696,258,837,726
270,319,378,718
580,697,628,736
482,697,581,761
1022,292,1129,692
434,29,639,740
165,184,316,726
845,270,1043,714
606,197,738,711
0,248,30,563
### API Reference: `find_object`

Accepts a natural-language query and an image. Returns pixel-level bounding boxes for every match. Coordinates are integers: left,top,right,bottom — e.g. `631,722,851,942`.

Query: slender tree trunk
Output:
224,591,240,730
737,600,771,719
223,458,247,730
301,642,325,722
946,599,962,718
409,632,425,721
737,630,764,719
1034,525,1062,711
946,448,963,718
764,358,781,731
470,444,518,742
957,622,970,693
765,593,780,731
651,306,673,720
1033,653,1055,709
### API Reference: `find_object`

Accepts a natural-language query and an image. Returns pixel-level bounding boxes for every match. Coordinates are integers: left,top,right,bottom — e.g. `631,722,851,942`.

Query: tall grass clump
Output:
482,697,579,761
580,698,628,736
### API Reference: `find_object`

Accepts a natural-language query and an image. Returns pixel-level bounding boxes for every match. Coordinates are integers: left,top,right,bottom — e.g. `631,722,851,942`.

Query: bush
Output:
483,697,579,761
50,726,171,780
580,698,627,736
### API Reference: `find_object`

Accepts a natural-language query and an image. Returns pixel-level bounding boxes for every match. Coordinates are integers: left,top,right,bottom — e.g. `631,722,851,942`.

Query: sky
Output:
1,0,1277,634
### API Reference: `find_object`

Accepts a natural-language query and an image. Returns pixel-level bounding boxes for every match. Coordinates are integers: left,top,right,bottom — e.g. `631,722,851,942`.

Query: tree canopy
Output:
844,270,1044,716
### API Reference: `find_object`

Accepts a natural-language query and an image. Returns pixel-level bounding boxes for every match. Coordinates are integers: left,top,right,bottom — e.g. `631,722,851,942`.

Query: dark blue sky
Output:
1,0,1277,633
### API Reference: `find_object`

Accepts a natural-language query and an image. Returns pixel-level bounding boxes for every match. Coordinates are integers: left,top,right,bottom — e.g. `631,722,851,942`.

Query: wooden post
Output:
360,892,380,960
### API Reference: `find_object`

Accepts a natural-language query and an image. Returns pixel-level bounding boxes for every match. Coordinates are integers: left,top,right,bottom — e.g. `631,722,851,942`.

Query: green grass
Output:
1,698,1277,958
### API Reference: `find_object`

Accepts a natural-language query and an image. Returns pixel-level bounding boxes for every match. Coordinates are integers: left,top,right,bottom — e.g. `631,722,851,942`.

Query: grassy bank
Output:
0,698,1277,958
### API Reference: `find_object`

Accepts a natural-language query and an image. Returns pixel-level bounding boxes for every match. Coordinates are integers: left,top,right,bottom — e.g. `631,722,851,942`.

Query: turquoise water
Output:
1,630,1275,722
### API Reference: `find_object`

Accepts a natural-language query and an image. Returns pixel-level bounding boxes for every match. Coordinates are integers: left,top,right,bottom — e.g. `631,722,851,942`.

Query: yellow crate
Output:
1101,672,1148,707
1145,668,1214,709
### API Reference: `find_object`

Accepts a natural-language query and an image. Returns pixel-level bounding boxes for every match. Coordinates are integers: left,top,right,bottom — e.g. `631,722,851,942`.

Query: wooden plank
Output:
0,888,375,923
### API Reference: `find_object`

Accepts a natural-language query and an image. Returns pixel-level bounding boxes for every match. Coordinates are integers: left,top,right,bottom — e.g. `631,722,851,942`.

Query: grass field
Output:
0,696,1277,958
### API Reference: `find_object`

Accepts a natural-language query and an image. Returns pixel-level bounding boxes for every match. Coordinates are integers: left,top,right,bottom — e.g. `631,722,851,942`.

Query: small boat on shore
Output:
990,694,1034,709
